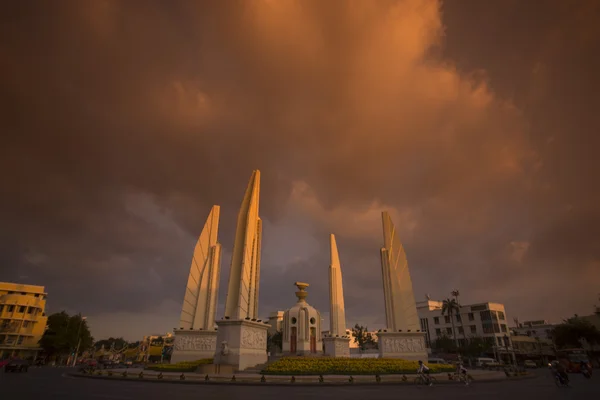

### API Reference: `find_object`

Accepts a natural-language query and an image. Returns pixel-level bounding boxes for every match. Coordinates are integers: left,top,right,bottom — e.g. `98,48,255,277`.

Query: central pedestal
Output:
377,331,428,361
214,319,269,371
323,337,350,358
170,329,217,364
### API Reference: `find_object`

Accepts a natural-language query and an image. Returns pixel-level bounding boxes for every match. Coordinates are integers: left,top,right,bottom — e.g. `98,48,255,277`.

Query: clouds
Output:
0,0,598,340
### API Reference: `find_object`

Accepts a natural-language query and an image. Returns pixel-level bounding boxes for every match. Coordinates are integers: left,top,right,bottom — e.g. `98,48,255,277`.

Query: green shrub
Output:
145,358,213,372
261,357,455,375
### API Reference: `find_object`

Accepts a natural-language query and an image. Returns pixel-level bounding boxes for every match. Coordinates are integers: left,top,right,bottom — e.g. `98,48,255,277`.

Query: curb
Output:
68,372,532,387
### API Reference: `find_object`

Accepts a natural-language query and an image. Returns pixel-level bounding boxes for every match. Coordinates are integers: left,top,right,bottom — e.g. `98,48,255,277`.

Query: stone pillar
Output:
170,329,217,364
323,337,350,358
377,331,428,361
214,319,269,371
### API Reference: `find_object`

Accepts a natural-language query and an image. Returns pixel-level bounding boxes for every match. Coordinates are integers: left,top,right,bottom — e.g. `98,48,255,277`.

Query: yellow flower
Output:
261,357,454,375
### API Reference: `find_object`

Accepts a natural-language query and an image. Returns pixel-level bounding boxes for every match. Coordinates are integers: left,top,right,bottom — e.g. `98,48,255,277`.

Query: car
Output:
5,359,30,372
523,360,537,368
428,358,448,365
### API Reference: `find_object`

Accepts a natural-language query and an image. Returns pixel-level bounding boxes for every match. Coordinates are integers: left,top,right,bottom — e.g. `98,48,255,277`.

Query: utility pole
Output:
72,315,87,367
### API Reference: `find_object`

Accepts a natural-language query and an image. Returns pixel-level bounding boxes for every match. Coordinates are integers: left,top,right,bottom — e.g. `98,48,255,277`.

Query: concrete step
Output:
241,362,270,373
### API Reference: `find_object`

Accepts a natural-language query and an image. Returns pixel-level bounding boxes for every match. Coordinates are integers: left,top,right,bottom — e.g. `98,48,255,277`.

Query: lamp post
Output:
502,334,509,366
72,315,87,367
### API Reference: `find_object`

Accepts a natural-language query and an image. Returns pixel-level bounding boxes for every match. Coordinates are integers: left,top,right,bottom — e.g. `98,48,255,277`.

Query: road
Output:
1,367,599,400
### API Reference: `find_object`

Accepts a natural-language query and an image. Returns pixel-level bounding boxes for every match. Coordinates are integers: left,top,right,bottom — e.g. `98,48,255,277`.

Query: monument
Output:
171,206,222,363
377,211,428,361
282,282,323,356
215,170,269,370
323,234,350,357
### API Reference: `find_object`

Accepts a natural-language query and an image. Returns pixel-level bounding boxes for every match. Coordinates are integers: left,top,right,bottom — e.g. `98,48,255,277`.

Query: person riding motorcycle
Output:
549,360,569,385
580,360,592,377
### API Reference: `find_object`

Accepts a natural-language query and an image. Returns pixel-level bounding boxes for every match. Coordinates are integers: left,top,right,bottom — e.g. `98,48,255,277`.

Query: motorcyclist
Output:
580,360,591,376
549,360,568,384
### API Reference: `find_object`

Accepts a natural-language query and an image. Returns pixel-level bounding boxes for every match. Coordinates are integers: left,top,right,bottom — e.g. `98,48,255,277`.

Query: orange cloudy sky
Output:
1,0,598,340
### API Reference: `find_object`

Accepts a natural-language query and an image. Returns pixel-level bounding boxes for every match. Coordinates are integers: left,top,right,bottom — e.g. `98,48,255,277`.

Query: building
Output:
511,319,556,340
417,299,514,362
0,282,48,359
267,311,284,335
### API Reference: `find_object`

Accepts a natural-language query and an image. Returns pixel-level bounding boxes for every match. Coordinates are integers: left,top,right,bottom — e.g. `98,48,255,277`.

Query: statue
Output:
220,341,229,356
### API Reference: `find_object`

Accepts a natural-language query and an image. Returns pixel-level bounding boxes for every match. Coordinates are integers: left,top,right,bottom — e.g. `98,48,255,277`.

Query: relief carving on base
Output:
241,327,267,350
174,334,216,352
382,336,425,353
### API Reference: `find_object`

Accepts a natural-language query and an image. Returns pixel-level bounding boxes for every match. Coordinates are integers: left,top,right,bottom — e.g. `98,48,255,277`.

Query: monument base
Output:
377,331,428,361
323,337,350,358
196,363,235,375
170,330,217,364
214,319,269,371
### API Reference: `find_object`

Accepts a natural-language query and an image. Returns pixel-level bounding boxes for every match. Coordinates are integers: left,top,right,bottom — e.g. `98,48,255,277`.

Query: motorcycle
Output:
582,368,592,379
554,372,570,387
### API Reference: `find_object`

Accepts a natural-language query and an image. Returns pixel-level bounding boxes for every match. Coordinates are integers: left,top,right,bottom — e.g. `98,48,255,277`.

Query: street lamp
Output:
72,315,87,367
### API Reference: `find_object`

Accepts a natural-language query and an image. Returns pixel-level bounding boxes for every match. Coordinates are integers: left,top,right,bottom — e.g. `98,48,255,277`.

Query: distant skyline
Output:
1,0,599,341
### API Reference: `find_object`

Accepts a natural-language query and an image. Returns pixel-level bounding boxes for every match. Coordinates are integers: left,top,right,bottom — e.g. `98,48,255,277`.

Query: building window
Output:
434,317,440,324
480,310,492,321
7,305,14,312
18,306,26,313
435,328,441,336
470,325,477,334
23,321,29,328
493,324,500,333
27,307,34,314
456,314,462,323
468,313,474,321
497,337,503,346
483,323,494,334
498,311,505,320
501,324,507,333
17,336,24,345
446,327,452,335
0,305,3,313
444,316,450,323
458,326,464,334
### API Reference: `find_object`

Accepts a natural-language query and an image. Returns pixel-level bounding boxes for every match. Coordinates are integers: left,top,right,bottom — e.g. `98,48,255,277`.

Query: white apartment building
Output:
417,300,512,352
511,320,556,340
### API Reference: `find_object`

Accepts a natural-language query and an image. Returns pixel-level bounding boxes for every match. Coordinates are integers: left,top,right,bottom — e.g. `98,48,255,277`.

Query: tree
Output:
351,324,377,351
433,334,456,353
552,316,600,348
451,290,464,346
94,337,128,351
462,336,493,358
267,331,283,352
39,312,93,360
442,298,460,348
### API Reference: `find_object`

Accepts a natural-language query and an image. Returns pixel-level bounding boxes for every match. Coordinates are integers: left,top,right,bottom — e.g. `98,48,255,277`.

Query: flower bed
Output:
145,359,213,372
261,357,455,375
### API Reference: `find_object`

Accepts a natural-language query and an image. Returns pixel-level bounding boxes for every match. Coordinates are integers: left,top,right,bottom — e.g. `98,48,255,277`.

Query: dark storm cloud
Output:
0,0,598,339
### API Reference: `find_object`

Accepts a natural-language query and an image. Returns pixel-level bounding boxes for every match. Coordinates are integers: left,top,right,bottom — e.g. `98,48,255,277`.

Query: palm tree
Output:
451,289,464,345
442,298,460,348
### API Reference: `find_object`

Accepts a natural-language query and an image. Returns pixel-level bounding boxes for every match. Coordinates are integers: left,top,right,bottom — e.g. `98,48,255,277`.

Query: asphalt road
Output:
1,367,599,400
